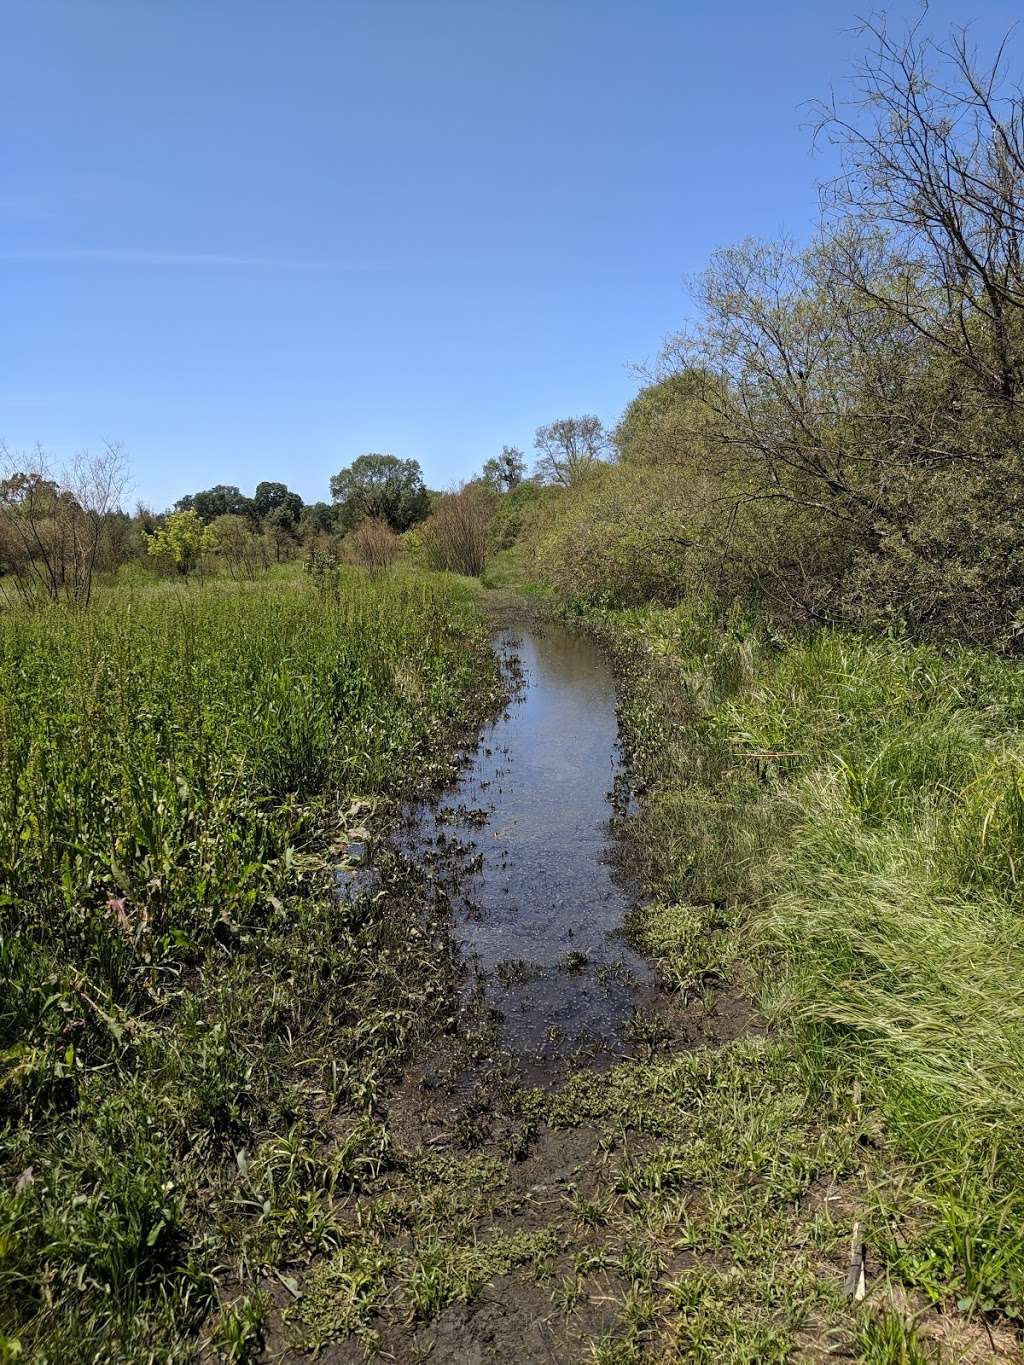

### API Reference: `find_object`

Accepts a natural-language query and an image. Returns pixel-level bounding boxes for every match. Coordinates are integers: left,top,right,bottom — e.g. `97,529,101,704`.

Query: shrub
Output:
530,464,692,608
146,509,216,578
489,480,546,551
421,484,494,577
343,516,400,570
211,513,268,580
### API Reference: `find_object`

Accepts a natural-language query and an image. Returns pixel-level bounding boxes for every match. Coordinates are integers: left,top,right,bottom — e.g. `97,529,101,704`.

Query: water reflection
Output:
400,625,652,1064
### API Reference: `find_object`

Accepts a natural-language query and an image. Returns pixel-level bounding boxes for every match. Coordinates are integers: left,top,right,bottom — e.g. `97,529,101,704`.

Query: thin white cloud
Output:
0,246,355,269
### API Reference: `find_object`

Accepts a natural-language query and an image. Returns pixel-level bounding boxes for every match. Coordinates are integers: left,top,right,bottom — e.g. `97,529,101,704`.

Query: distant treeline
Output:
0,429,576,596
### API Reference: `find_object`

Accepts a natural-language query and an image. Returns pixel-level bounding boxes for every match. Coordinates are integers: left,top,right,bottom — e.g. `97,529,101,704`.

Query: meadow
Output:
0,567,500,1362
239,584,1024,1361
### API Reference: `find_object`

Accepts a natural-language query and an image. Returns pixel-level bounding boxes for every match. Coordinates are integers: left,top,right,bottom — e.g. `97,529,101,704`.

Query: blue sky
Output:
2,0,1020,510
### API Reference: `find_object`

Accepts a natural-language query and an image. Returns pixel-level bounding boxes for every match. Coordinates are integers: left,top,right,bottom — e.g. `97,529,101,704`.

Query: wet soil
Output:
394,623,654,1077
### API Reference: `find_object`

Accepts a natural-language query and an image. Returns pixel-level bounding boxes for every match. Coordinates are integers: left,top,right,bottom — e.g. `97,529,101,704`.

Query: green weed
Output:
0,567,499,1360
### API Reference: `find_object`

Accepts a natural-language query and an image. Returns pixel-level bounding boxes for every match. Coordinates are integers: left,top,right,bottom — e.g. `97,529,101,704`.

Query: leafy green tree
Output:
175,485,254,524
263,503,298,561
614,370,721,467
253,481,303,528
147,509,216,576
489,478,547,551
298,501,337,538
329,454,430,532
210,513,266,579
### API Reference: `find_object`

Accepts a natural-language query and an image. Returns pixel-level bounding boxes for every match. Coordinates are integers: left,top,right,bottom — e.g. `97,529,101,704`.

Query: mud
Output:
395,623,654,1077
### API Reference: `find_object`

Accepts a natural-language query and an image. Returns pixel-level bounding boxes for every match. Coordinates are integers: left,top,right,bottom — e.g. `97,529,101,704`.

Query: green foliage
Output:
329,454,430,533
855,1312,932,1365
531,464,692,608
252,481,302,528
174,485,254,524
297,500,337,537
146,508,217,575
0,570,498,1360
589,598,1024,1328
210,513,267,579
487,479,548,552
627,899,734,994
533,415,609,487
209,1291,270,1362
514,20,1024,650
613,368,721,467
480,445,526,492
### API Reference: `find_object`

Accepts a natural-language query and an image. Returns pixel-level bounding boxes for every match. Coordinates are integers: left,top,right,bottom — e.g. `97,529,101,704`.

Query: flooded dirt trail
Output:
398,623,653,1072
276,617,766,1365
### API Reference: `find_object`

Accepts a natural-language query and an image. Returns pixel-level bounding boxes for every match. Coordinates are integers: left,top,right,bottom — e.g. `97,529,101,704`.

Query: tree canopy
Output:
147,509,216,576
329,454,430,532
175,485,254,523
298,501,338,536
533,417,610,486
253,481,303,527
481,446,526,492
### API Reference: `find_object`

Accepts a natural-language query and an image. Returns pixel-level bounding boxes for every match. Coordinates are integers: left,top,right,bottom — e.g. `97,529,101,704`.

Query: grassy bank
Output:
0,569,500,1362
574,598,1024,1353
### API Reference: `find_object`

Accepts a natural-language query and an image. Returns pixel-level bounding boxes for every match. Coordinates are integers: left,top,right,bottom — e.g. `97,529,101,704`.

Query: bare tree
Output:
66,444,131,605
812,13,1024,417
533,416,610,486
0,442,129,609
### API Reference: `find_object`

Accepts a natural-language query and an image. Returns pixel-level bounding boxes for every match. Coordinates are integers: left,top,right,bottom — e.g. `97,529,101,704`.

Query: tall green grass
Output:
598,601,1024,1323
0,569,498,1361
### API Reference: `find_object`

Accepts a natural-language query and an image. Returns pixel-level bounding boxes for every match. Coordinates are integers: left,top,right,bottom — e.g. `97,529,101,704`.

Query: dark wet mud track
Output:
397,623,653,1073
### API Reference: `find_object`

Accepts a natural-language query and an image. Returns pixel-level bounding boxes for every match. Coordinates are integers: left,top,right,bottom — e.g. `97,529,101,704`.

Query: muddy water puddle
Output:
397,624,653,1072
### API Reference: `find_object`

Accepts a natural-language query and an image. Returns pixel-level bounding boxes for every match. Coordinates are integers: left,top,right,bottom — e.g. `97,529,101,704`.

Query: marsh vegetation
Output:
0,569,501,1360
